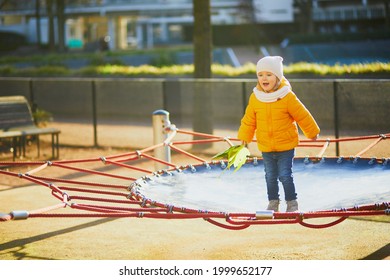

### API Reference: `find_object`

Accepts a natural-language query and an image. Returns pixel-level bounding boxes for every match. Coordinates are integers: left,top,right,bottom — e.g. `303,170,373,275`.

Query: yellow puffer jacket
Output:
238,78,320,152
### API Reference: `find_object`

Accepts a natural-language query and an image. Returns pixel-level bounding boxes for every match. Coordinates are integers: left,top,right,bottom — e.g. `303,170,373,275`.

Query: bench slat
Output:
0,102,34,129
0,95,61,160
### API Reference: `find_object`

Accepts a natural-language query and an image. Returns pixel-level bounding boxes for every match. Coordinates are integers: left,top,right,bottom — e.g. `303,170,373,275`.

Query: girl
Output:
238,56,320,212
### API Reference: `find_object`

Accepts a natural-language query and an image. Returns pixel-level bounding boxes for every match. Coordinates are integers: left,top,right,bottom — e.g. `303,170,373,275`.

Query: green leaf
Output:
212,145,242,160
213,145,250,173
231,147,250,172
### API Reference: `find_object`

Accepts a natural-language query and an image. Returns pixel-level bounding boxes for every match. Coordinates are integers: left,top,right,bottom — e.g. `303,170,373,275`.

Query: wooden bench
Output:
0,95,60,160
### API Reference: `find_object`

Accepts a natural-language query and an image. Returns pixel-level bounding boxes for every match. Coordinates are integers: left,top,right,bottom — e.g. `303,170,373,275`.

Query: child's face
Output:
257,71,278,92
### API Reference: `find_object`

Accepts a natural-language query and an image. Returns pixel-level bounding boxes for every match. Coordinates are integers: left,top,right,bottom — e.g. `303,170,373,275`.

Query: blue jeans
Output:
262,149,297,201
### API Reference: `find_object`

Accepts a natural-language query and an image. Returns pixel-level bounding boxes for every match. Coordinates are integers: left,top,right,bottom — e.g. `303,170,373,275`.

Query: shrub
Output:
0,31,26,51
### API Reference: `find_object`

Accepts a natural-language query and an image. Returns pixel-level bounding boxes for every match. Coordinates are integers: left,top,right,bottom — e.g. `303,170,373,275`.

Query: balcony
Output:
0,0,240,13
313,6,385,21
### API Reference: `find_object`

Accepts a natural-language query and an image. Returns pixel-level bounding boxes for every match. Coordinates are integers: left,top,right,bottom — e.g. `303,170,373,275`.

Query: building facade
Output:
0,0,388,51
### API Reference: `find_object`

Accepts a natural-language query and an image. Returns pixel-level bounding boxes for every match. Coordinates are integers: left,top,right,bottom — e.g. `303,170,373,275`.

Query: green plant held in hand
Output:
212,145,250,173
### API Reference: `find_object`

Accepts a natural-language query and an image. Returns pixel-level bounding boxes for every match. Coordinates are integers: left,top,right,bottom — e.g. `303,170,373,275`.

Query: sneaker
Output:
286,200,298,212
266,200,280,212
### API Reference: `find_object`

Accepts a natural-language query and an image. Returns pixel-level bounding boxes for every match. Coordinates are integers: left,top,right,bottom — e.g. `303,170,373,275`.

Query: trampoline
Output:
0,116,389,230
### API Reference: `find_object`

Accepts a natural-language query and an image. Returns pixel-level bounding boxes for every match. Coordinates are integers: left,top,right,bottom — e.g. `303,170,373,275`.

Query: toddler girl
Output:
238,56,320,212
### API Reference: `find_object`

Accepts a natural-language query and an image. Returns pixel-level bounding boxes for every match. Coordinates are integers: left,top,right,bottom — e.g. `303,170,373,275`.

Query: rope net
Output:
0,127,389,230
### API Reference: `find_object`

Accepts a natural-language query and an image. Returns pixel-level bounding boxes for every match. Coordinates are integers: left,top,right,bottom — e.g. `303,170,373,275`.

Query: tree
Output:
193,0,212,78
0,0,10,9
56,0,66,52
46,0,55,51
192,0,213,139
45,0,65,52
294,0,313,34
35,0,42,47
385,0,390,32
238,0,264,49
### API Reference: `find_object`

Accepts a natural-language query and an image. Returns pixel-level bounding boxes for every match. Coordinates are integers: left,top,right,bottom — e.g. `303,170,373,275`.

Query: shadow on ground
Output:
0,218,117,260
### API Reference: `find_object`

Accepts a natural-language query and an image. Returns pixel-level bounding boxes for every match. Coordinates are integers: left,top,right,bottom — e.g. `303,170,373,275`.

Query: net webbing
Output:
1,130,389,230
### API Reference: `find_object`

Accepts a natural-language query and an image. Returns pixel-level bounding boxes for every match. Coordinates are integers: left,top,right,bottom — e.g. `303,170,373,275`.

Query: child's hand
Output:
310,134,319,141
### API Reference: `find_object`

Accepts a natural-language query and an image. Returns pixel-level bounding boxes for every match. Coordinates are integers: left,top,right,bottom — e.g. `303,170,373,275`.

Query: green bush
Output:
33,108,53,127
1,46,388,77
149,52,177,67
17,66,71,76
0,31,26,51
74,62,390,77
284,62,390,76
1,51,389,77
0,65,16,75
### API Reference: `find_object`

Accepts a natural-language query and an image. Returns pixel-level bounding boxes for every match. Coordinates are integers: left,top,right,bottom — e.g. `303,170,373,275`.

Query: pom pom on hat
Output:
256,56,284,80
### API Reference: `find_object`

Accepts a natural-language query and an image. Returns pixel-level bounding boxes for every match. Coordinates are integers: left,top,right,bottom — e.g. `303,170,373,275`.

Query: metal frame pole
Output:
333,81,340,156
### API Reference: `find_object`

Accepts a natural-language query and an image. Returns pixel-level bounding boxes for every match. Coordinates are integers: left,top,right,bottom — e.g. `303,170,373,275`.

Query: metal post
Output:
333,81,340,156
92,80,98,147
152,109,171,170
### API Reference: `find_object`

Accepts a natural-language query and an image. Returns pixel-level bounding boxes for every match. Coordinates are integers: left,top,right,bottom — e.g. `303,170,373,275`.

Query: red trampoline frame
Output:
1,129,389,230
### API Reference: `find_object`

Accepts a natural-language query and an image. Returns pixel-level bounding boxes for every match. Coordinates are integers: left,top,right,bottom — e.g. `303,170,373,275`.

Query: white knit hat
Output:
256,56,284,80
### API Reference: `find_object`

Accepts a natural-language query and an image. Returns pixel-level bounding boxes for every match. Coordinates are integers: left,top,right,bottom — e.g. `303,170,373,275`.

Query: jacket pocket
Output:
275,126,297,146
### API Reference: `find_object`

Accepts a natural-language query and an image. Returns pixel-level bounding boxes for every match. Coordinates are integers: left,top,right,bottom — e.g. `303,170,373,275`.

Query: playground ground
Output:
1,121,390,260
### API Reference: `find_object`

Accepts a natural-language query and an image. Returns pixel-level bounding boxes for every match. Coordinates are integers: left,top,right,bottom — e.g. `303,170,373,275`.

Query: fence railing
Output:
1,77,389,148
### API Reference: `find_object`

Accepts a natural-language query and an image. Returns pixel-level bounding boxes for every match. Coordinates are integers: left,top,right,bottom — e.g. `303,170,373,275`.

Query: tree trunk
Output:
385,0,390,32
46,0,55,51
193,0,212,78
192,0,213,139
56,0,66,52
35,0,41,47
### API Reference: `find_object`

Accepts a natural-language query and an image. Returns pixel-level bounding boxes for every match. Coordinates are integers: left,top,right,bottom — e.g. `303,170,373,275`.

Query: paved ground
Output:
1,121,389,260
